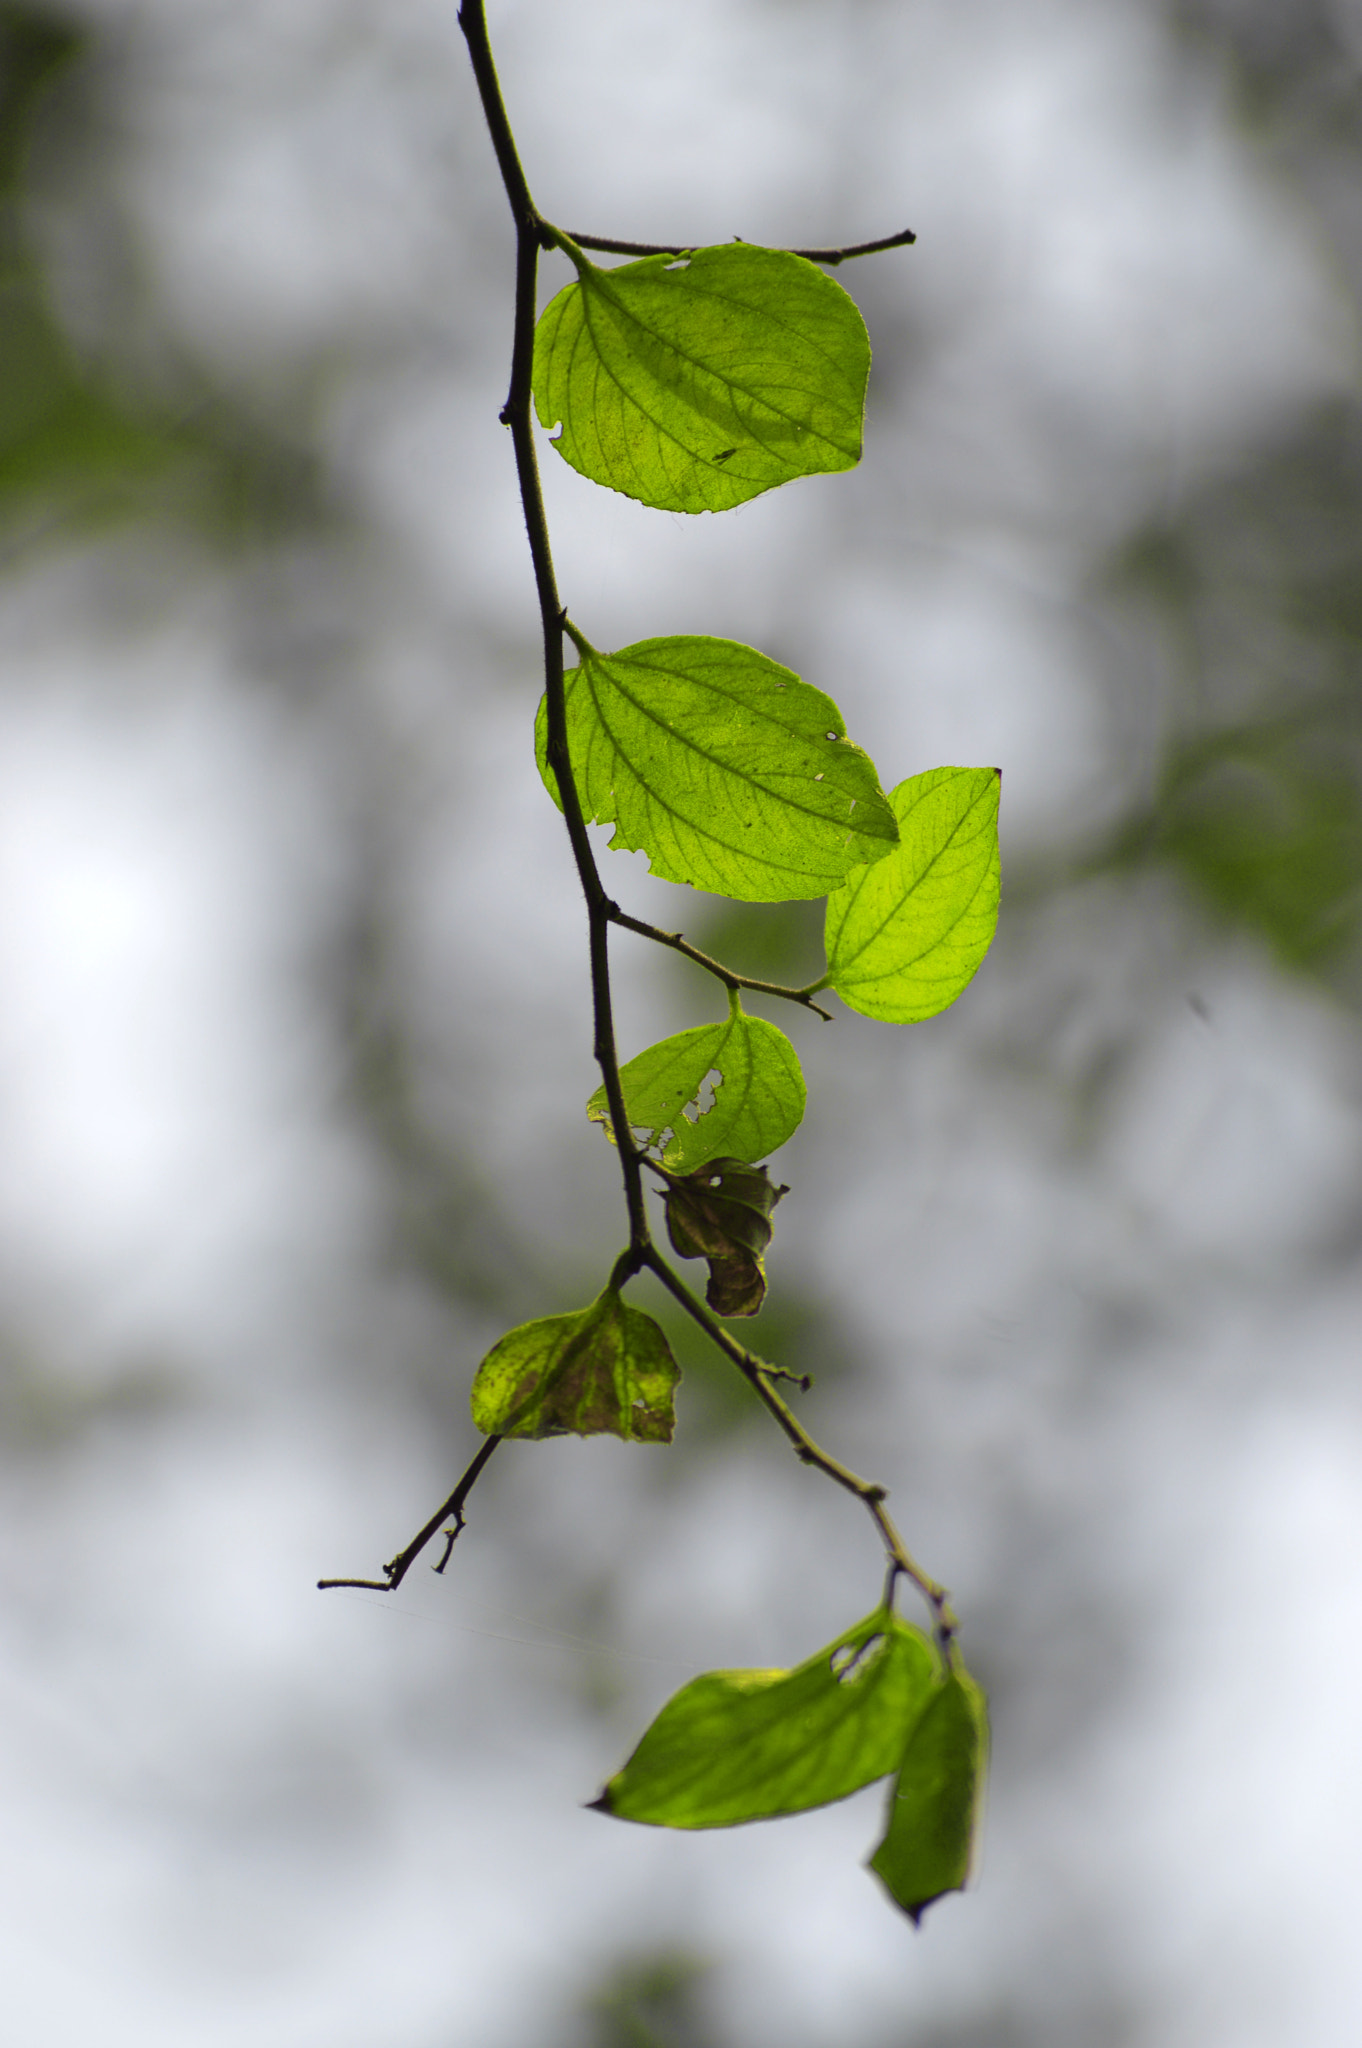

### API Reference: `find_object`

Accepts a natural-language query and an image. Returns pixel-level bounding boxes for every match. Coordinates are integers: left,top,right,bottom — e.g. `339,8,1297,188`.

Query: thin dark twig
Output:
607,901,834,1019
458,0,650,1252
318,1434,502,1594
641,1245,958,1660
566,227,917,266
430,2,959,1657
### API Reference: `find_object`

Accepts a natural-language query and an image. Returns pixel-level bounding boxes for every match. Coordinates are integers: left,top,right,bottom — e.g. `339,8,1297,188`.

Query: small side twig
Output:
566,227,917,267
318,1434,502,1594
607,901,834,1020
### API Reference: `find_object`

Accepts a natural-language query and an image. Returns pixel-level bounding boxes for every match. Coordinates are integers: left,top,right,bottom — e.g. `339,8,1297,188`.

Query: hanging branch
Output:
320,0,996,1923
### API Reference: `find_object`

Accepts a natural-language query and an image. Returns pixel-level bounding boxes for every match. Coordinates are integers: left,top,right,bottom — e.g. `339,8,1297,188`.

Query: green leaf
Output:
533,243,870,513
536,635,898,902
825,767,1001,1022
587,1009,805,1172
469,1291,679,1444
594,1609,940,1828
660,1156,787,1318
869,1667,988,1924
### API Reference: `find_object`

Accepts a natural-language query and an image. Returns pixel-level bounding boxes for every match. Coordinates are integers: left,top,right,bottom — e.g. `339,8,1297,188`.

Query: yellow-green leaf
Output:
533,243,870,513
469,1292,679,1444
869,1666,988,1923
586,1009,805,1172
594,1609,940,1827
826,767,1001,1022
537,634,898,902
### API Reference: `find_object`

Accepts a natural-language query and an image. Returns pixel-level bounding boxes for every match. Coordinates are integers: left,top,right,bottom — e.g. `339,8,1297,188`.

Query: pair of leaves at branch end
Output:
541,640,1002,1020
593,1606,987,1923
470,1289,678,1444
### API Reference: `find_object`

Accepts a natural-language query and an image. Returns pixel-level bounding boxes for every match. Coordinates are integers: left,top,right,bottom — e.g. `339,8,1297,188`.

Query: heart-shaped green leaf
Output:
537,633,897,902
826,767,1001,1022
587,1008,805,1172
533,243,870,513
594,1609,940,1827
470,1292,679,1444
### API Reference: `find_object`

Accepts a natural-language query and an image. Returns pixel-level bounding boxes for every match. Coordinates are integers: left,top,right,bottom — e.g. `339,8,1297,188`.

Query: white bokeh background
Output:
2,2,1360,2044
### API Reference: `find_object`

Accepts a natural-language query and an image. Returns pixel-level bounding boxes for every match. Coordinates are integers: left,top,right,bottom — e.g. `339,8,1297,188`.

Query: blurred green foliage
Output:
0,2,331,541
1101,401,1362,997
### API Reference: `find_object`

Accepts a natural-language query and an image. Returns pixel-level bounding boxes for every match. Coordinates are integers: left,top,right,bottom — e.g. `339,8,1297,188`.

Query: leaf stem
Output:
605,900,834,1020
640,1246,958,1656
565,227,918,267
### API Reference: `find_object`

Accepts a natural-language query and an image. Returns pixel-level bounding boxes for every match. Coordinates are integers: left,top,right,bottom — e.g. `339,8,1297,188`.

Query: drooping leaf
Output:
536,635,898,902
825,767,1001,1022
661,1157,786,1318
869,1667,988,1924
469,1291,679,1443
593,1608,940,1828
533,243,870,513
587,1009,805,1173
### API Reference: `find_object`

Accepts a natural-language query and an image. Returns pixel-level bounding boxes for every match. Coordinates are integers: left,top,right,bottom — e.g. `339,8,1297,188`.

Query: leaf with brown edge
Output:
660,1157,787,1319
469,1291,679,1443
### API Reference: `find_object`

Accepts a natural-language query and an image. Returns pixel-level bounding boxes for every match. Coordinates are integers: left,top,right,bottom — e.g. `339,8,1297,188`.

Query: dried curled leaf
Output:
659,1157,787,1318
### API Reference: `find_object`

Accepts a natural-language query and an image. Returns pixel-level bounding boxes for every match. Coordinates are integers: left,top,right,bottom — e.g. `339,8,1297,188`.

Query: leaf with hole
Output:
469,1291,679,1443
533,242,870,513
536,634,898,901
825,767,1001,1022
869,1666,988,1923
587,1009,805,1173
593,1608,940,1827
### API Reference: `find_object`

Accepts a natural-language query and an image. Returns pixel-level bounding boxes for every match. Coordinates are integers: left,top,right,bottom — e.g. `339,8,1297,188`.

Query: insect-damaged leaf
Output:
825,767,1001,1023
587,1009,805,1174
660,1156,786,1318
592,1608,939,1828
469,1291,679,1443
869,1666,988,1924
533,242,870,513
536,634,897,903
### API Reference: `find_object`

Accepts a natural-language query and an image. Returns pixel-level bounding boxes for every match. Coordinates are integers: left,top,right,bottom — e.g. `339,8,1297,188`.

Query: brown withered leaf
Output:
659,1157,788,1319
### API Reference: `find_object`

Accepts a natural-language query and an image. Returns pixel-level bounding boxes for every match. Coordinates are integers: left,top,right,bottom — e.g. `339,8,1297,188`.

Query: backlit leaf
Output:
469,1291,679,1444
826,767,1001,1022
586,1008,805,1172
593,1608,940,1828
536,634,898,902
869,1667,988,1924
533,242,870,513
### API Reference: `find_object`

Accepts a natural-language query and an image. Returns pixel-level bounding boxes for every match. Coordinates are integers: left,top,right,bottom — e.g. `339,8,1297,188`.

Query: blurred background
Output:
2,1,1360,2042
